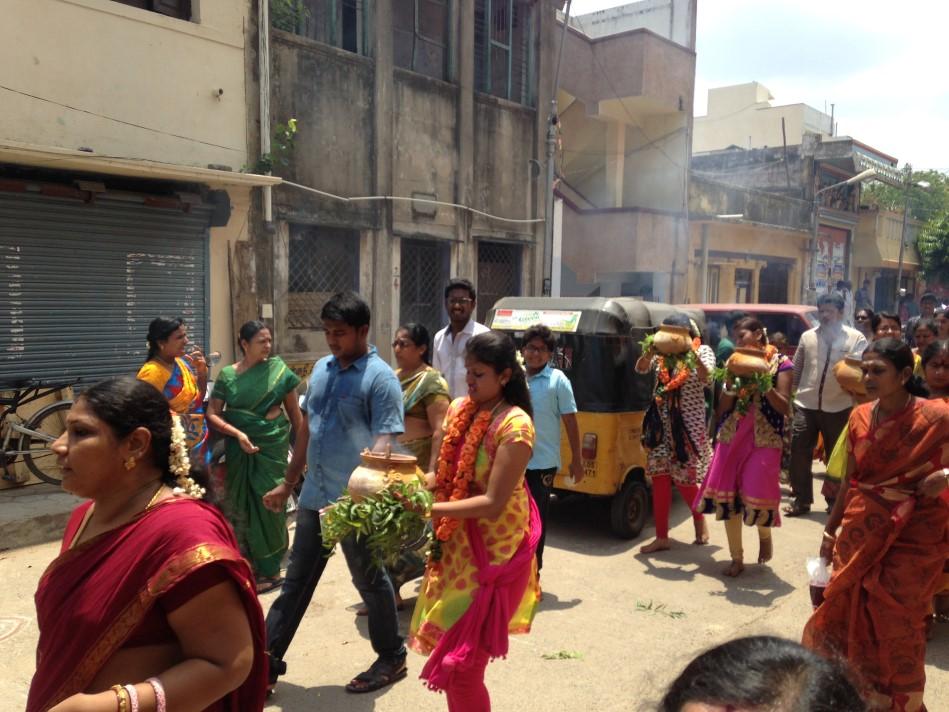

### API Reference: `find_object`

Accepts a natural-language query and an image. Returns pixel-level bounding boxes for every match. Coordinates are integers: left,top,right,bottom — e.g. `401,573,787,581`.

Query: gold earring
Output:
124,457,136,471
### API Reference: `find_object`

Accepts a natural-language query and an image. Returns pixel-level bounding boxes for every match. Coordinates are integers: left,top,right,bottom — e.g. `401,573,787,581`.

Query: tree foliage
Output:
918,213,949,285
270,0,309,34
862,169,949,222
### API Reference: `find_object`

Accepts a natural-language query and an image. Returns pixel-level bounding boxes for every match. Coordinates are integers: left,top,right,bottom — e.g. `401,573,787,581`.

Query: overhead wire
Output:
280,180,544,225
0,82,245,154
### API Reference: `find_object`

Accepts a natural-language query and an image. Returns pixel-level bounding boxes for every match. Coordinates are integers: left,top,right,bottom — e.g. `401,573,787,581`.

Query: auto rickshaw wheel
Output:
610,474,648,539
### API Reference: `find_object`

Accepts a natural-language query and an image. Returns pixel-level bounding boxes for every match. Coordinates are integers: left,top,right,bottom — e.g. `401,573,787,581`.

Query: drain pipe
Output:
258,0,273,224
543,0,572,296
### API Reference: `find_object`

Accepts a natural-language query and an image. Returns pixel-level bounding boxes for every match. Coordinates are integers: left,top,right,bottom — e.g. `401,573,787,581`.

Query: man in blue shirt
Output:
522,325,584,572
262,291,407,693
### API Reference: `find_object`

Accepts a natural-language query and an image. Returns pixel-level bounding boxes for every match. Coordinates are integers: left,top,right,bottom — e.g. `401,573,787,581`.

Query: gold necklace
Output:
146,483,166,509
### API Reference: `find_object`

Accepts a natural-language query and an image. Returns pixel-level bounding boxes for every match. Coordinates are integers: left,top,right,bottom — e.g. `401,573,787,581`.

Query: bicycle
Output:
1,378,78,485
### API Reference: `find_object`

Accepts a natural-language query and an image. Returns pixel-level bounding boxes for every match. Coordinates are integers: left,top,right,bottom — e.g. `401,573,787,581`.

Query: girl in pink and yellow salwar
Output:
695,318,793,577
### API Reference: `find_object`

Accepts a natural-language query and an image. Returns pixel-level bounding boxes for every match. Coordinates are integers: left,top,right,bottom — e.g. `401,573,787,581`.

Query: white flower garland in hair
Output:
169,415,206,499
515,349,527,374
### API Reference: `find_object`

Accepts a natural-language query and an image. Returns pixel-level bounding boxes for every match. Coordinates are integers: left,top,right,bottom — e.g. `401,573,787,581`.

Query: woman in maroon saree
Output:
28,377,267,712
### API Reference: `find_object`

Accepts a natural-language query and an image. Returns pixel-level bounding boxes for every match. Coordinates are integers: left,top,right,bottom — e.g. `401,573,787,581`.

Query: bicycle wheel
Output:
20,400,72,484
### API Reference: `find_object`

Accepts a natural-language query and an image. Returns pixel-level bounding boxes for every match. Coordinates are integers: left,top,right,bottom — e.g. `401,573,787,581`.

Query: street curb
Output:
0,485,81,550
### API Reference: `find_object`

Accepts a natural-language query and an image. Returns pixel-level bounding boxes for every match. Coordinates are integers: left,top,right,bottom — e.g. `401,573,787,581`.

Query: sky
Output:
569,0,949,172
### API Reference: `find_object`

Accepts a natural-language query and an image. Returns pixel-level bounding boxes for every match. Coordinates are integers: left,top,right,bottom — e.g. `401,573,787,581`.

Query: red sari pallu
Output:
802,398,949,712
27,497,268,712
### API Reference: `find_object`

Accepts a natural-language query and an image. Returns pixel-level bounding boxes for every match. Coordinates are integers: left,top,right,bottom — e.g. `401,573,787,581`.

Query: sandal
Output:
256,576,284,595
782,502,811,517
345,656,408,693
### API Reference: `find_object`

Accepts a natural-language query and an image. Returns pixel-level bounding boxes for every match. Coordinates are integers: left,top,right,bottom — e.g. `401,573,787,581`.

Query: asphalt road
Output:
3,476,947,711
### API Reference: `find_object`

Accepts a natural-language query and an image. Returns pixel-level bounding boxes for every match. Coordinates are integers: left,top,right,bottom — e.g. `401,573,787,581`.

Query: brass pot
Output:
347,447,424,501
834,355,866,396
653,324,692,355
726,347,770,377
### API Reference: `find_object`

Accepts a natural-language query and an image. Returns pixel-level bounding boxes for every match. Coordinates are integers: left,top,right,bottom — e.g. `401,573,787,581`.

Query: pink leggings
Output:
651,474,703,539
445,649,491,712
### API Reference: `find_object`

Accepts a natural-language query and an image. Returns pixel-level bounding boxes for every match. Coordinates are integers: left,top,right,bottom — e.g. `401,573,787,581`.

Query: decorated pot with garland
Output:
725,347,771,377
652,324,692,355
347,447,424,502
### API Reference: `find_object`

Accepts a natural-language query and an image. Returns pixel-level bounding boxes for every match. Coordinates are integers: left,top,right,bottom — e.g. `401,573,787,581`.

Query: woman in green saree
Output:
207,321,306,594
394,323,450,472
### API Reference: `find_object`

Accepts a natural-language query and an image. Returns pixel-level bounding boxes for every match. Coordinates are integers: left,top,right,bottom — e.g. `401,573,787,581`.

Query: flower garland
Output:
428,399,494,567
653,337,702,406
170,414,205,498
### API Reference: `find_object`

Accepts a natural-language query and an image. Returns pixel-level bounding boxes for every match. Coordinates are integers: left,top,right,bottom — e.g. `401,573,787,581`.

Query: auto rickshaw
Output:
487,297,706,539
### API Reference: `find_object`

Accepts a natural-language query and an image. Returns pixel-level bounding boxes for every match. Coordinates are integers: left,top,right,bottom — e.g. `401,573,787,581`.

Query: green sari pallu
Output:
212,357,301,578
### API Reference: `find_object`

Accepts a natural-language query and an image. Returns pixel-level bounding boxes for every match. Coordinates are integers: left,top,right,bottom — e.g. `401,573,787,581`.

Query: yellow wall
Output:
0,0,249,170
687,221,808,303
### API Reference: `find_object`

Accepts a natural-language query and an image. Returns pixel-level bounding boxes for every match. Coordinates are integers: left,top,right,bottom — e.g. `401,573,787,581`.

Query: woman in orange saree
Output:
802,339,949,712
27,377,267,712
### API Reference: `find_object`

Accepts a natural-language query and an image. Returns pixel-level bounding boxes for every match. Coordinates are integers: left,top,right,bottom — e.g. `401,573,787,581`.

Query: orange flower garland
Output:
432,399,494,545
655,337,702,406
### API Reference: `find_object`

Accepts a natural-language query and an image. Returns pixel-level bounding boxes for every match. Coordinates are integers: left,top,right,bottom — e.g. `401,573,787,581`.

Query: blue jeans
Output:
265,507,405,682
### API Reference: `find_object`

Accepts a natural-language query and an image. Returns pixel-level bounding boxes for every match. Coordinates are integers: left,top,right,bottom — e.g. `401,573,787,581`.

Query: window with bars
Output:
287,225,360,329
112,0,192,20
393,0,450,81
271,0,369,56
400,238,451,335
474,0,535,105
477,241,522,322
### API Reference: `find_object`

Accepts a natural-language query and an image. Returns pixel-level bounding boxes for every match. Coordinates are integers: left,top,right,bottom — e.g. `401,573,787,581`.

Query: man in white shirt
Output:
432,278,490,400
784,293,868,516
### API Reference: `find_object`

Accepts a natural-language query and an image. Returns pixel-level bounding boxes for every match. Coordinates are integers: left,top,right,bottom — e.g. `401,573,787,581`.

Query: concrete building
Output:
688,175,811,304
239,0,558,372
693,82,834,154
691,133,902,304
554,0,696,301
0,0,275,483
854,207,922,310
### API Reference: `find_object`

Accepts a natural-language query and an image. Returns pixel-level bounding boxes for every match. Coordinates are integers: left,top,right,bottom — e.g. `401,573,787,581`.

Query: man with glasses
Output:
432,278,490,400
521,325,584,574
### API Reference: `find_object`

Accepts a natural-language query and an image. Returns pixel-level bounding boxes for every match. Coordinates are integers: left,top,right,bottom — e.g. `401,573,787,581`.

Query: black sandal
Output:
256,576,284,594
345,656,408,693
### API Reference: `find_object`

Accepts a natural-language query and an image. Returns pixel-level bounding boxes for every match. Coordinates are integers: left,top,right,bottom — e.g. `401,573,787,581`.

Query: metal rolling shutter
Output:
0,191,211,385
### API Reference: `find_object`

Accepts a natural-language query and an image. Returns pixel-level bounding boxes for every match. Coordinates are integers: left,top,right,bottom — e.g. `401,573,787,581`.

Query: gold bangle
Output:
111,685,130,712
822,531,837,542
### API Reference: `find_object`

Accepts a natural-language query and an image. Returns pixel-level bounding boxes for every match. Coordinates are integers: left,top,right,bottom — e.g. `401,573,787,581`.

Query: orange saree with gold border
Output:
27,498,267,712
802,398,949,712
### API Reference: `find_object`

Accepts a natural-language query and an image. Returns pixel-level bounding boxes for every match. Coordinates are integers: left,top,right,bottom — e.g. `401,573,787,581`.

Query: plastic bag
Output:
806,556,831,609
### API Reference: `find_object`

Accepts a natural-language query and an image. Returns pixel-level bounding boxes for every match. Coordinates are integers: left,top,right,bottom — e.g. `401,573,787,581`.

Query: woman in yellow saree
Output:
137,317,211,470
207,322,305,593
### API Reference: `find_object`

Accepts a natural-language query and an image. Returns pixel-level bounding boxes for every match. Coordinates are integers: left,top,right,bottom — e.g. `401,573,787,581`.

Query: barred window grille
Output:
400,239,450,335
474,0,535,105
271,0,369,56
393,0,450,80
476,241,522,322
287,225,359,329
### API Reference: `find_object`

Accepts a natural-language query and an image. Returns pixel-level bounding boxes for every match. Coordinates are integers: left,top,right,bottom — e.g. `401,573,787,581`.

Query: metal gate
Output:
400,238,449,335
477,241,522,322
0,191,211,384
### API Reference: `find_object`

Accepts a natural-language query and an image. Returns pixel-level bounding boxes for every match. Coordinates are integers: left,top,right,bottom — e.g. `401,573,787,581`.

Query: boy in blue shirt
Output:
262,291,406,694
522,324,584,572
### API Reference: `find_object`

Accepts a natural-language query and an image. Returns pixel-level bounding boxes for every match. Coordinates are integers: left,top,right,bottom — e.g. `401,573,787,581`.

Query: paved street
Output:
3,477,947,711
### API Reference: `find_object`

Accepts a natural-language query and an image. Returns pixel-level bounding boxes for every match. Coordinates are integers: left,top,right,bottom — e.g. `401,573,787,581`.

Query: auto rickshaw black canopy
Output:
486,298,706,413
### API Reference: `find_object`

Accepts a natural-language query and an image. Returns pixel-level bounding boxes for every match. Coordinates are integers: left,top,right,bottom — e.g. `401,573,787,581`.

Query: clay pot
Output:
653,324,692,355
347,447,424,501
834,356,866,396
726,347,770,377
